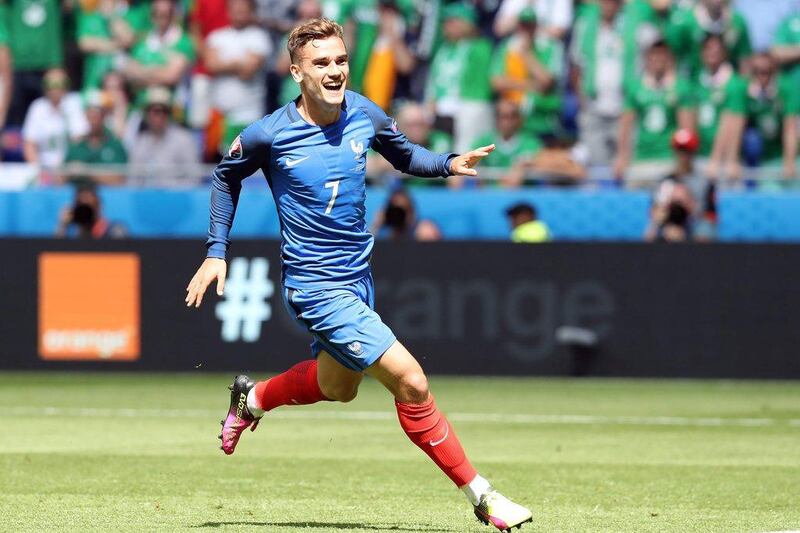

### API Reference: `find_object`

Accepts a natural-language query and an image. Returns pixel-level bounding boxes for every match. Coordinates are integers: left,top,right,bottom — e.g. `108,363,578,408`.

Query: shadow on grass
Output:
194,521,459,532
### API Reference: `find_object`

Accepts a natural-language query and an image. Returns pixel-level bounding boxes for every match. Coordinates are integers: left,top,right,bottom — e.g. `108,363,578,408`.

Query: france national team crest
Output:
347,341,364,356
350,138,366,172
228,135,243,159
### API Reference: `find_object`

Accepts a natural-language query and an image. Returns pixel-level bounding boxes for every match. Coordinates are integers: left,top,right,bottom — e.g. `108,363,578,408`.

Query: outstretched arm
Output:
186,124,268,307
448,144,496,176
361,97,458,177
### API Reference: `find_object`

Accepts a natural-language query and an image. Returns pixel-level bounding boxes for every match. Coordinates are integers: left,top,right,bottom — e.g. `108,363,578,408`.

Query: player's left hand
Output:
450,144,495,177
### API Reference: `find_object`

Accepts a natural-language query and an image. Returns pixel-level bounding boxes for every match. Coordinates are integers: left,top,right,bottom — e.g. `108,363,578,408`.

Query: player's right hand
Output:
185,258,227,308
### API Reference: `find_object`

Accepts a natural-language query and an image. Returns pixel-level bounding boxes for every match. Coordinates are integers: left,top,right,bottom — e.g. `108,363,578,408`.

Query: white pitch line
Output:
0,406,798,428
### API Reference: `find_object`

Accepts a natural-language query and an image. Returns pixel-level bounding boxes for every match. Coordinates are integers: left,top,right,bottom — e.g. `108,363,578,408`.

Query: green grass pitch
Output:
1,373,799,532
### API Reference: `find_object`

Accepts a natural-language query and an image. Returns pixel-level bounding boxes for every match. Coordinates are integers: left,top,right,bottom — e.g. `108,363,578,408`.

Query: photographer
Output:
371,187,441,241
55,186,127,239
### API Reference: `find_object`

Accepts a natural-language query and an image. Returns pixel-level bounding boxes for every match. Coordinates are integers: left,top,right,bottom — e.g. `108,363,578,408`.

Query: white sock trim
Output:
461,474,492,506
246,387,265,417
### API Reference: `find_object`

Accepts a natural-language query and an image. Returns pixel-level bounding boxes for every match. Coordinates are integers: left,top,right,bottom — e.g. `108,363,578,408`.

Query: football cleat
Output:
218,375,261,455
474,490,533,532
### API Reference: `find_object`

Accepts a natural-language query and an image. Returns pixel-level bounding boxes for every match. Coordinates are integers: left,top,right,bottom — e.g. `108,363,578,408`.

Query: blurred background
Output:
1,0,799,377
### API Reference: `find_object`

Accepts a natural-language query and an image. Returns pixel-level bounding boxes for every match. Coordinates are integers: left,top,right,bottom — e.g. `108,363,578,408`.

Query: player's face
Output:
292,36,349,108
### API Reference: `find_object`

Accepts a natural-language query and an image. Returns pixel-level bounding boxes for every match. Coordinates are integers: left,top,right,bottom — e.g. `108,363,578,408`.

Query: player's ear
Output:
290,63,303,83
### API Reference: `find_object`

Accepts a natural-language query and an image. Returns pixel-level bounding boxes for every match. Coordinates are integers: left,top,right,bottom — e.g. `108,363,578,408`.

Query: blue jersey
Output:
206,91,456,289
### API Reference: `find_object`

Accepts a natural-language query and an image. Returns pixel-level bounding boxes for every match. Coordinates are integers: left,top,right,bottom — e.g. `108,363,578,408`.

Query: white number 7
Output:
324,180,339,214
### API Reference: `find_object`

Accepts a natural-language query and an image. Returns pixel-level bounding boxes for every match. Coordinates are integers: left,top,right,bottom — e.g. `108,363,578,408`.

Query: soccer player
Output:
184,18,533,533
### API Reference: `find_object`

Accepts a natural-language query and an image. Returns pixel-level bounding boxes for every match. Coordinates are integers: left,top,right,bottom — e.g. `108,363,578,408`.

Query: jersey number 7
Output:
324,180,340,214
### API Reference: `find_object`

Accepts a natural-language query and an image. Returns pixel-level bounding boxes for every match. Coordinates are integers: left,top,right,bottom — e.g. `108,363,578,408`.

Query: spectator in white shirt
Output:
204,0,271,151
493,0,573,40
22,68,89,169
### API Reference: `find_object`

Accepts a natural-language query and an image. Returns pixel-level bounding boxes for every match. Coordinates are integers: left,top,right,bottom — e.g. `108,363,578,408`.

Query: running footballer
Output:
185,18,532,532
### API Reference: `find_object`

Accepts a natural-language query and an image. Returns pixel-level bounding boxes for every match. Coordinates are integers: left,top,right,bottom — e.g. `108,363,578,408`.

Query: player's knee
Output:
321,382,359,403
397,372,429,404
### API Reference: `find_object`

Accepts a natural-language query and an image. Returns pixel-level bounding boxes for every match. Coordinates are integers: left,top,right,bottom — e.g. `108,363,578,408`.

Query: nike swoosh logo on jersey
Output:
285,156,310,167
429,422,449,447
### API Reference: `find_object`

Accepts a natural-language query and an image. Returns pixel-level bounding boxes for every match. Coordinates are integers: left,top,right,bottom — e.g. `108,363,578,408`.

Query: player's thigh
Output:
365,340,430,404
317,349,363,402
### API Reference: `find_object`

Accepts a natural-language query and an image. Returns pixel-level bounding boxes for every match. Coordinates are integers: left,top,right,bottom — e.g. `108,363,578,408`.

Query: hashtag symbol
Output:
215,257,274,342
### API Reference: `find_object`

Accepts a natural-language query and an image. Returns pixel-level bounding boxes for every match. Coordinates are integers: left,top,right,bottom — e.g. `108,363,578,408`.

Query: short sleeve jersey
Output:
207,91,456,289
473,130,542,169
747,77,800,161
7,0,63,70
624,76,694,161
670,7,751,79
774,13,800,87
427,37,493,104
66,129,128,164
129,27,195,105
694,69,747,156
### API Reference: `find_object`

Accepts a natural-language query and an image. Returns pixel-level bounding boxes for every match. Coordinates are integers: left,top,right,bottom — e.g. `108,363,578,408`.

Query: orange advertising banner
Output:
38,252,140,361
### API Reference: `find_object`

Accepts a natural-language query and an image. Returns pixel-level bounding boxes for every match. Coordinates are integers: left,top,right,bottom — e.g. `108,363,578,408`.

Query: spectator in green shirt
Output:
771,11,800,90
76,0,140,90
473,99,542,188
5,0,65,126
615,40,696,184
696,33,747,180
490,8,564,138
620,0,681,87
425,2,493,154
62,90,128,185
746,52,799,179
122,0,195,107
670,0,752,79
570,0,625,166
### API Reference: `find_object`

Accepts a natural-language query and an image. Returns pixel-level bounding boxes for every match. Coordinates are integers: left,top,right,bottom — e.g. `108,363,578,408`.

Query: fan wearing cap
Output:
614,40,695,183
128,86,201,185
426,2,494,155
491,7,563,139
62,89,128,185
21,68,89,171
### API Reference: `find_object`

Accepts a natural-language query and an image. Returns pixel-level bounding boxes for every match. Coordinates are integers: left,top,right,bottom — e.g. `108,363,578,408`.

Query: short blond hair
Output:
287,18,344,62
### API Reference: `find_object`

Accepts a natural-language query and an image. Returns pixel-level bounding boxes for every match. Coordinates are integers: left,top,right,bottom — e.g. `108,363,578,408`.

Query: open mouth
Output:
322,80,344,93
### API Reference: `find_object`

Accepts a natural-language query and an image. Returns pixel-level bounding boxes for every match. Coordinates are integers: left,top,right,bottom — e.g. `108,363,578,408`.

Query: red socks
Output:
395,395,477,487
253,360,328,412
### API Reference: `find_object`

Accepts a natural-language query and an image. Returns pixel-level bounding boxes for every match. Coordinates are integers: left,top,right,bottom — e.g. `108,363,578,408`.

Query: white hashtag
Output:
215,257,274,342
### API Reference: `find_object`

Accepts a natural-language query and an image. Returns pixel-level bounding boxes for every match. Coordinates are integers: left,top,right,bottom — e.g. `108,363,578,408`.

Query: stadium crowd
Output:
1,0,800,241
